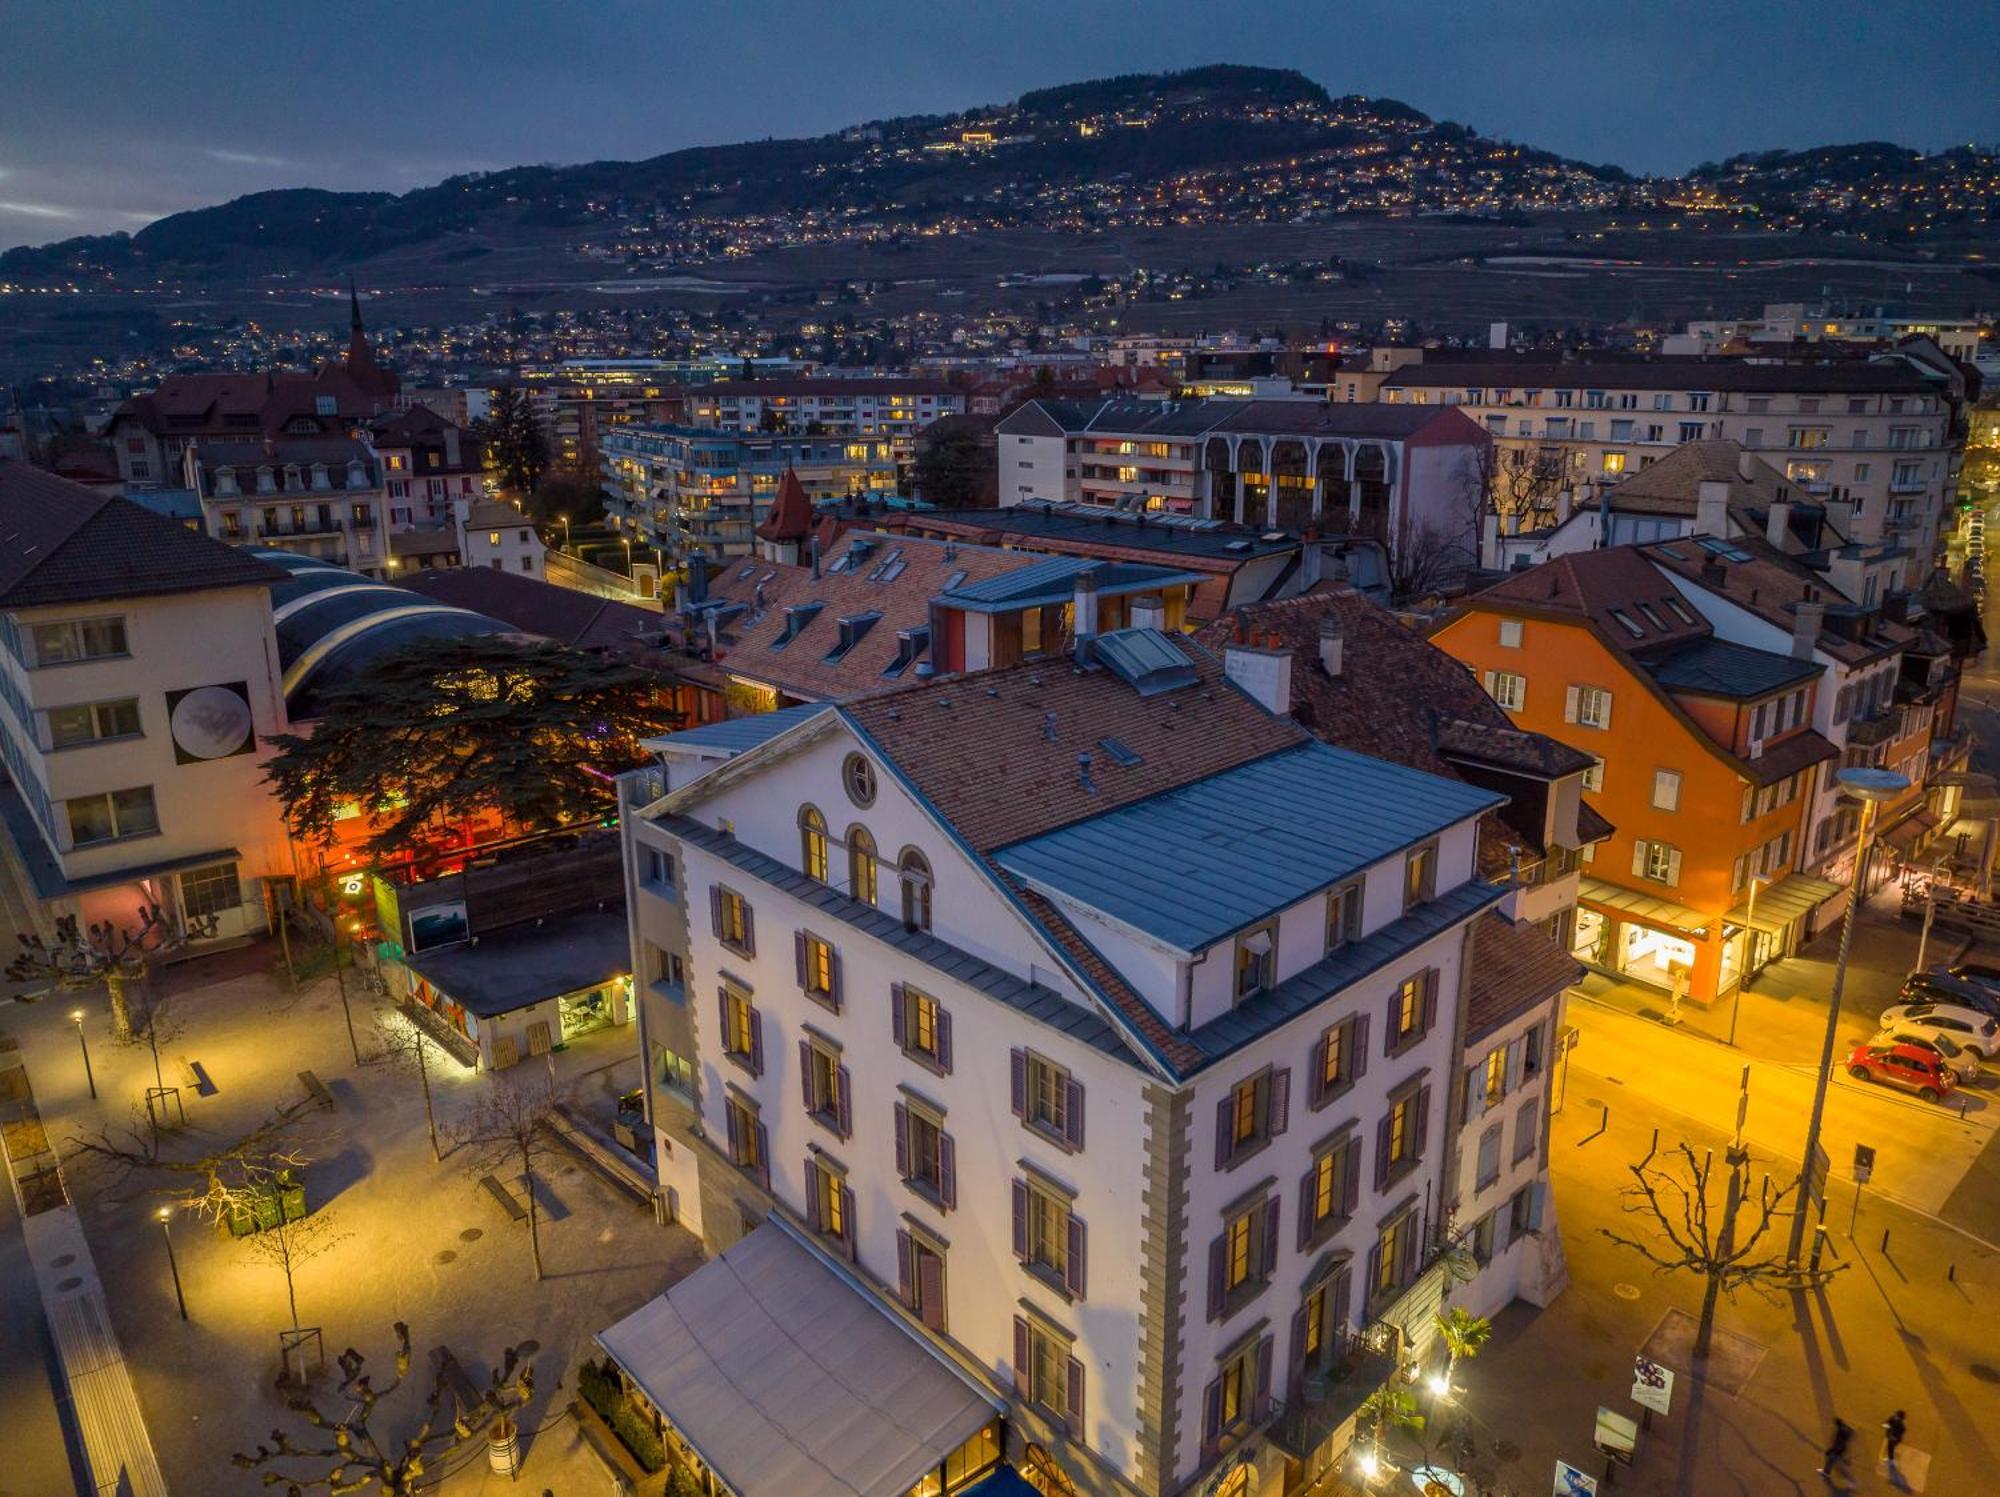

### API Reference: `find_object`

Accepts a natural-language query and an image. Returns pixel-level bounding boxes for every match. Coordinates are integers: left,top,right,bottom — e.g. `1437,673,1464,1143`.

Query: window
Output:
842,751,877,807
1207,1193,1280,1320
898,847,932,931
32,616,127,666
1487,670,1526,712
1497,618,1523,649
1325,882,1362,954
800,1035,851,1138
638,844,675,893
795,931,840,1009
64,786,159,846
847,825,878,904
799,806,829,880
1215,1065,1291,1169
1233,924,1276,1001
804,1153,854,1255
1200,1331,1273,1456
1012,1048,1085,1151
1298,1130,1360,1250
1523,1023,1547,1080
1581,758,1603,793
648,943,684,990
1514,1099,1541,1163
723,1091,768,1189
1403,843,1437,912
1309,1012,1367,1108
1012,1171,1085,1296
1482,1046,1507,1106
1508,1183,1542,1240
1633,838,1682,886
712,885,754,956
717,984,763,1075
1012,1316,1084,1439
1476,1123,1503,1192
896,1228,949,1333
896,1094,958,1210
1377,1082,1429,1186
1569,685,1612,729
1385,969,1437,1055
1651,769,1682,812
1370,1207,1419,1304
45,697,141,749
179,861,240,919
893,982,953,1072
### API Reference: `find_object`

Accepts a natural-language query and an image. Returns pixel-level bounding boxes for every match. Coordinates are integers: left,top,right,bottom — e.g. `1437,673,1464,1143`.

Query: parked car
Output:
1867,1027,1980,1083
1944,961,2000,994
1900,971,2000,1020
1877,1001,2000,1058
1846,1040,1959,1102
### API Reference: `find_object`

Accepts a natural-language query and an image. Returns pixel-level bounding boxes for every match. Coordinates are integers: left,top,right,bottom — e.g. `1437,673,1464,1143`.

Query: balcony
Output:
1846,707,1903,748
1265,1330,1400,1460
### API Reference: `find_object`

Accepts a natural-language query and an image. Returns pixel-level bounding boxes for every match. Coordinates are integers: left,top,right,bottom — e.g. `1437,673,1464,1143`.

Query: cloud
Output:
0,200,77,219
205,149,293,167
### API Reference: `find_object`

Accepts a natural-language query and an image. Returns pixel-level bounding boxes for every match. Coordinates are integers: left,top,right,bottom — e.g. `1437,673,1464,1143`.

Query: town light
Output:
1426,1372,1450,1396
71,1010,95,1099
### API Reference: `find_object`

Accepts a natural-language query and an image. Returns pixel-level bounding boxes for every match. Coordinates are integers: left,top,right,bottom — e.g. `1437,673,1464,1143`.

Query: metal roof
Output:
598,1223,998,1497
644,703,830,757
406,908,629,1018
918,503,1299,561
1726,871,1843,932
936,556,1204,611
994,740,1505,951
1642,637,1821,699
1578,876,1710,937
1092,626,1200,696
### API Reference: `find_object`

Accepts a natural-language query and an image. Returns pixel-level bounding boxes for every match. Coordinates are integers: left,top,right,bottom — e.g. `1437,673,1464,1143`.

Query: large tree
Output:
478,387,550,496
264,636,678,857
913,422,993,507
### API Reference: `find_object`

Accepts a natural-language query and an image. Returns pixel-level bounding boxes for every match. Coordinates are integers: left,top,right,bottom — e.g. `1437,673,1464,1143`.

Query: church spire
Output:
349,274,364,336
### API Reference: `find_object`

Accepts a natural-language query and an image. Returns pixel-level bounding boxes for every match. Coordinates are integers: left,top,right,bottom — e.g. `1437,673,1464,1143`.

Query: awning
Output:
1578,877,1710,938
598,1223,999,1497
1882,811,1940,853
1726,872,1844,933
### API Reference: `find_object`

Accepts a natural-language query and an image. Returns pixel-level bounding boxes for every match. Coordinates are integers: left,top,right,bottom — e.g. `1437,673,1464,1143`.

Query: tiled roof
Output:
1464,913,1582,1043
1643,536,1907,667
842,638,1305,853
1739,728,1840,788
1434,719,1596,778
1470,546,1712,649
903,503,1296,563
0,459,284,608
1642,637,1822,698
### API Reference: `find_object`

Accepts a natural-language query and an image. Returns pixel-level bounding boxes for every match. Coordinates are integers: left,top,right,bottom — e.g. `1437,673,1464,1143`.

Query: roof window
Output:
823,612,882,664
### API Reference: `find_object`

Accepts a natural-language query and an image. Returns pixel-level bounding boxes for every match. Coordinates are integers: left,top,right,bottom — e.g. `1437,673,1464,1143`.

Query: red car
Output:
1846,1041,1959,1102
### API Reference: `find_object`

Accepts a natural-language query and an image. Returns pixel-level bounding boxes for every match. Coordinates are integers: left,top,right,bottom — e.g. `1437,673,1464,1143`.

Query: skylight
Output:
1609,609,1645,638
1098,737,1143,767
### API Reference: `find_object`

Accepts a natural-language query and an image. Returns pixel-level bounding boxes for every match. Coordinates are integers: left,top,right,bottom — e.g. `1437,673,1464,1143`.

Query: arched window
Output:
898,847,933,932
799,805,828,882
847,825,878,905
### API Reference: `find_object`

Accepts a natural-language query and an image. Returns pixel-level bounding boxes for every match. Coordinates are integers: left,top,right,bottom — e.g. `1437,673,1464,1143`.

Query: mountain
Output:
4,64,1990,281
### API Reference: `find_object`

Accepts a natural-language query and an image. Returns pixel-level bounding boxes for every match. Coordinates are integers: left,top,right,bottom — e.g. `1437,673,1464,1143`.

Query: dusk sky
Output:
2,0,1994,252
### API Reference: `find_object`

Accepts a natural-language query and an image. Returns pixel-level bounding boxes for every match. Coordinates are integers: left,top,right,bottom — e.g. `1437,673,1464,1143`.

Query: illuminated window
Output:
799,805,828,881
898,847,932,930
1602,451,1627,474
847,825,878,903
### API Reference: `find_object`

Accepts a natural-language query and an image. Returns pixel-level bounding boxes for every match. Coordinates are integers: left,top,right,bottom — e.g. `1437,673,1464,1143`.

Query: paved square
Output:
1641,1307,1768,1396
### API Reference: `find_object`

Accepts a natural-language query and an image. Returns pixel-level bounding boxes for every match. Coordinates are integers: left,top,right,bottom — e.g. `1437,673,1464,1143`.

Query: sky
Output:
1,0,1994,252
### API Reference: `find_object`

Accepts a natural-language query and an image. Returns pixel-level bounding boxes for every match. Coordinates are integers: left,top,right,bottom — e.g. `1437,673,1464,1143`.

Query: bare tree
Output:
1600,1137,1821,1363
1486,444,1571,538
456,1078,561,1280
69,1101,317,1223
371,1012,444,1162
9,905,216,1041
243,1207,349,1337
233,1321,534,1493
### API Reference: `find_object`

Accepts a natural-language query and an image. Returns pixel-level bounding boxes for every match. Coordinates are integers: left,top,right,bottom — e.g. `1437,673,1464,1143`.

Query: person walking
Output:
1819,1417,1853,1481
1883,1410,1907,1468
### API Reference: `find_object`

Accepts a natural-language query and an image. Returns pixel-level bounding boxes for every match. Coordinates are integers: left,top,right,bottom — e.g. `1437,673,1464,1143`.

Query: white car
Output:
1877,1001,2000,1059
1868,1027,1980,1083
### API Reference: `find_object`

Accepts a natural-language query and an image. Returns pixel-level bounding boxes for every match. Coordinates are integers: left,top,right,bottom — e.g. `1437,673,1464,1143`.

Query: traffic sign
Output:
1631,1355,1675,1416
1853,1142,1876,1184
1807,1142,1831,1207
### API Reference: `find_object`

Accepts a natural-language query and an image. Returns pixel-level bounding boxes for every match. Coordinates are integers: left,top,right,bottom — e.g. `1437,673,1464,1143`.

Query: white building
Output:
183,436,392,578
0,461,293,941
606,622,1576,1497
454,499,546,577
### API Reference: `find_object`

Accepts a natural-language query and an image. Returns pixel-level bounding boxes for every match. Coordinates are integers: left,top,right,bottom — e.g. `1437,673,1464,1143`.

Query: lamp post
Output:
70,1010,95,1100
1788,766,1908,1267
1727,874,1770,1047
158,1206,187,1320
558,513,570,551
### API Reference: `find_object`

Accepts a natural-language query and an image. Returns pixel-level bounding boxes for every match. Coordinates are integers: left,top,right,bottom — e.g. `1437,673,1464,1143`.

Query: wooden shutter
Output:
1064,1356,1085,1439
748,1007,764,1076
1563,685,1580,723
890,983,907,1047
1374,1113,1392,1190
1011,1179,1029,1261
1201,1378,1222,1454
1065,1214,1086,1298
839,1185,856,1257
1365,1240,1382,1302
1261,1197,1280,1277
717,986,731,1051
1482,669,1497,694
936,1007,953,1073
938,1132,956,1211
1414,1083,1432,1161
1462,1066,1481,1123
740,899,756,956
894,1102,910,1179
1631,838,1650,877
1010,1049,1026,1118
1598,692,1612,729
1505,1038,1525,1093
1332,1263,1352,1336
725,1098,741,1162
1270,1067,1291,1137
799,1041,814,1113
1288,1302,1311,1403
794,930,809,992
835,1065,852,1139
1253,1335,1274,1420
1215,1095,1235,1170
805,1159,822,1230
826,946,841,1010
1664,846,1683,887
1341,1138,1361,1215
1297,1169,1316,1250
918,1249,945,1331
1420,969,1439,1036
1063,1078,1085,1151
709,884,724,938
1207,1233,1227,1320
1384,989,1401,1051
1352,1014,1369,1080
1397,1210,1419,1280
753,1123,769,1190
1012,1317,1031,1395
896,1229,914,1306
1308,1030,1328,1110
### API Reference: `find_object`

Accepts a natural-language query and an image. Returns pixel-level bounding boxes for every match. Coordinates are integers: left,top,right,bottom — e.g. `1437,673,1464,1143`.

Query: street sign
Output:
1853,1142,1876,1184
1631,1355,1675,1416
1594,1406,1639,1465
1807,1142,1832,1207
1554,1461,1599,1496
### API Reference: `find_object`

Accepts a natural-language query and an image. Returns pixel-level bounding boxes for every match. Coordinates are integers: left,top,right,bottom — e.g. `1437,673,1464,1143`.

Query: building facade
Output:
183,437,392,578
681,378,964,452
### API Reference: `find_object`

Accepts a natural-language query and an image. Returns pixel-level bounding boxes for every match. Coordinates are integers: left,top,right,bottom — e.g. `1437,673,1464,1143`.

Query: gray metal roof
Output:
938,556,1204,611
1642,637,1821,699
1093,627,1200,696
598,1223,999,1497
405,908,629,1017
995,740,1505,951
919,502,1299,561
647,703,830,756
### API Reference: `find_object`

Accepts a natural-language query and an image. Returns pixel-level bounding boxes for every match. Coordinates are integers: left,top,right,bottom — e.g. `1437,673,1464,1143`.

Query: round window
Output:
842,752,877,808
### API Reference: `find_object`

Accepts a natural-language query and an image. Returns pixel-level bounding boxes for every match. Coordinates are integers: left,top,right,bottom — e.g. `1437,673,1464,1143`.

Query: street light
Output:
157,1206,187,1320
1726,874,1770,1047
1788,766,1909,1267
70,1010,95,1100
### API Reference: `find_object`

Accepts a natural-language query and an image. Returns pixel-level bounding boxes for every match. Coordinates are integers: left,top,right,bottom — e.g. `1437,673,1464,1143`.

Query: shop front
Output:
1725,872,1844,985
1573,878,1720,1003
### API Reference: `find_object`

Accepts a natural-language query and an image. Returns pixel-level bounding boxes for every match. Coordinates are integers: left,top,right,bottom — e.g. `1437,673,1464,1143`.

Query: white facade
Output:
455,502,546,577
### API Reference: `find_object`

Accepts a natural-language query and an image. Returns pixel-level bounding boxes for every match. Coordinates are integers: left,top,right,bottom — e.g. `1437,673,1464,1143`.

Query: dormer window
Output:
215,467,238,496
1403,842,1438,912
847,825,878,904
310,464,331,490
799,805,828,882
898,848,932,932
256,466,276,494
346,460,369,489
1233,924,1276,1004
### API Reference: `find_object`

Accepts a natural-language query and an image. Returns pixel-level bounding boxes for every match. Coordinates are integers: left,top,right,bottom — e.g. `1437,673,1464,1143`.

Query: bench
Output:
297,1070,333,1109
178,1058,216,1096
430,1346,488,1431
480,1173,527,1223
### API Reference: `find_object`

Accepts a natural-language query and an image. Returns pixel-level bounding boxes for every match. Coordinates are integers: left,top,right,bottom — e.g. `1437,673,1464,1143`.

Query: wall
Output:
1002,430,1072,506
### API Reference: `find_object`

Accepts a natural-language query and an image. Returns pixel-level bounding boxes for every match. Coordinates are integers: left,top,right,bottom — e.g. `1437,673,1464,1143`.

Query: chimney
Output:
687,547,708,605
1072,565,1101,663
1318,613,1345,677
809,534,822,579
1596,485,1611,546
1765,499,1793,549
1128,595,1166,632
1791,600,1825,660
1737,449,1759,482
1224,638,1294,716
1694,480,1731,538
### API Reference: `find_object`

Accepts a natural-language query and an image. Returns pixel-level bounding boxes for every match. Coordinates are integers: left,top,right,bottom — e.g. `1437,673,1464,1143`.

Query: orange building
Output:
1433,548,1840,1005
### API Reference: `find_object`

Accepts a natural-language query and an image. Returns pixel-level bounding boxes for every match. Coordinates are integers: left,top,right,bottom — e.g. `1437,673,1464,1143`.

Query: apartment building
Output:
1373,354,1955,560
600,425,901,560
514,357,816,469
182,437,391,578
681,377,964,451
608,625,1576,1497
1434,547,1844,1005
0,461,292,940
366,405,486,529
